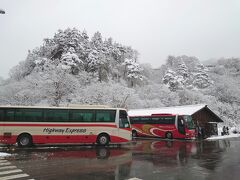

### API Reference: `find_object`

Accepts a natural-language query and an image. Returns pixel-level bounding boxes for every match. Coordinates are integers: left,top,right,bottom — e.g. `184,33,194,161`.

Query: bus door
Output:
119,110,131,130
177,116,185,135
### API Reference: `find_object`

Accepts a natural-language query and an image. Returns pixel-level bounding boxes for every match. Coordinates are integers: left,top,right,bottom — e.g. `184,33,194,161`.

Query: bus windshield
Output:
183,115,195,130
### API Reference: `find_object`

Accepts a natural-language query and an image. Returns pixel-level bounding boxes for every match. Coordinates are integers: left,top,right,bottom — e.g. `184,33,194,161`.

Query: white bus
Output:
0,105,131,147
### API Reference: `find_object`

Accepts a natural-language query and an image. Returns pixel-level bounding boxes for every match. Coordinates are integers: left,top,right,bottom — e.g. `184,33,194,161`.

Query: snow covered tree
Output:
135,84,180,108
27,60,79,106
122,58,143,87
84,32,111,82
78,30,91,63
215,58,240,77
177,61,189,78
9,50,37,80
50,28,82,59
0,75,42,106
193,64,211,89
72,81,134,108
91,31,103,50
60,47,83,74
162,55,213,90
162,69,181,91
39,67,79,106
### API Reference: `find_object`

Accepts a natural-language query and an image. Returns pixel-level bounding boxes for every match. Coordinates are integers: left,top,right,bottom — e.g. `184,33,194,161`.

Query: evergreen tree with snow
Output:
162,69,181,91
122,58,143,87
177,61,189,78
193,64,211,89
163,55,212,90
60,47,83,74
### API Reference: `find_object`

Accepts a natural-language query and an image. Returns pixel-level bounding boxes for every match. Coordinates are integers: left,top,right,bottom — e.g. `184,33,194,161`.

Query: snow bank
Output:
206,134,240,140
0,152,11,157
218,126,240,135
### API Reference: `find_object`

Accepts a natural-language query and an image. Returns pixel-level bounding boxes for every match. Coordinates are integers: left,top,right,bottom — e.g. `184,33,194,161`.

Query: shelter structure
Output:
128,104,223,137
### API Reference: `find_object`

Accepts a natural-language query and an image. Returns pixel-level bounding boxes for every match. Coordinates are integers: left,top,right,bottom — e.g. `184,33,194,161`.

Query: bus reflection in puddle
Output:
132,140,196,167
5,146,132,180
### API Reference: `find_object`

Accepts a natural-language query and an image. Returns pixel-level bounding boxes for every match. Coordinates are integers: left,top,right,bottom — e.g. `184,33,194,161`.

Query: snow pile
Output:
207,126,240,140
218,126,240,135
0,152,11,157
207,134,240,140
230,127,240,134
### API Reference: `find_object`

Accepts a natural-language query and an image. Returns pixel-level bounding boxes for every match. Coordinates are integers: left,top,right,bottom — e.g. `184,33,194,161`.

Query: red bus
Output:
0,105,131,147
128,111,195,139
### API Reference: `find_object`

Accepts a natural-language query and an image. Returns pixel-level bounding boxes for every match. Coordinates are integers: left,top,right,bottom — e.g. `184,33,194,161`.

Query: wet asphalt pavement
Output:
1,137,240,180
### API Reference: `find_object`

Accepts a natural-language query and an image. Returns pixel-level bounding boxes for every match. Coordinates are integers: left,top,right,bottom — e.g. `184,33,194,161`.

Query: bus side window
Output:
5,109,15,121
129,117,140,124
0,109,4,121
45,109,69,122
96,110,116,122
15,109,24,121
70,110,94,122
24,109,43,122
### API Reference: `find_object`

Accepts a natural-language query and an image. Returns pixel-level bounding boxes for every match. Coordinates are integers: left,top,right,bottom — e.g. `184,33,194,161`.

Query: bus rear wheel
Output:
165,132,172,139
97,134,109,146
17,134,33,147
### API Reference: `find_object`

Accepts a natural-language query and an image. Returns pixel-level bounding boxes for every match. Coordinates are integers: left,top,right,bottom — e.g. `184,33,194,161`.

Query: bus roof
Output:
0,105,126,111
128,104,207,116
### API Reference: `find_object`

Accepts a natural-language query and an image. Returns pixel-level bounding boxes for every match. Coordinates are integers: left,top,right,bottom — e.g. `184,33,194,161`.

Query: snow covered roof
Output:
128,104,208,116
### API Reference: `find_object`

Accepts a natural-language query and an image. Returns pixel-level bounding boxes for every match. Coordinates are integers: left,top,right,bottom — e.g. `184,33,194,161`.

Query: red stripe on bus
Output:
0,135,129,144
0,123,117,128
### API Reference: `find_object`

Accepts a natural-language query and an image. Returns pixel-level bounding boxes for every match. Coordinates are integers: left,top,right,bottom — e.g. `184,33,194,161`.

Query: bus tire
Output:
165,132,172,139
97,133,110,146
132,130,137,138
17,133,33,147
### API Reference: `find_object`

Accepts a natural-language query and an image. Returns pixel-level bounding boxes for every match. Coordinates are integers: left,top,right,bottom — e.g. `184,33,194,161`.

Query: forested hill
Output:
0,28,239,127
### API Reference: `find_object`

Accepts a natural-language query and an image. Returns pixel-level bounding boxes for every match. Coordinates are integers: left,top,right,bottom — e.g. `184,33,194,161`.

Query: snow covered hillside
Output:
0,28,239,127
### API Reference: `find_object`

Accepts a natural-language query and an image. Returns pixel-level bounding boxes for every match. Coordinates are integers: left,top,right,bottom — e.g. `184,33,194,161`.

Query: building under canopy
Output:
128,104,223,137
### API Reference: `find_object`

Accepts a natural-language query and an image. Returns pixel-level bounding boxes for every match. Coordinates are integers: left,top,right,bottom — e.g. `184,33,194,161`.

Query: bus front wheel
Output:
17,134,33,147
165,132,172,139
132,130,137,138
97,134,110,146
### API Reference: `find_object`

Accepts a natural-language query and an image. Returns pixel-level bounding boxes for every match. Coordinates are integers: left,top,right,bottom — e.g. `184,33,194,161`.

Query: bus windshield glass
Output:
183,115,195,129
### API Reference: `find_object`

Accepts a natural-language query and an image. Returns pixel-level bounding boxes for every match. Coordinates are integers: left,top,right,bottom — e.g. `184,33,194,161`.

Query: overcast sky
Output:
0,0,240,78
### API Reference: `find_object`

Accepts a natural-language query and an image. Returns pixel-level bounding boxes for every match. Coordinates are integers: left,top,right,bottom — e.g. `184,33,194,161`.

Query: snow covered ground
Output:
206,126,240,140
207,134,240,140
0,152,11,157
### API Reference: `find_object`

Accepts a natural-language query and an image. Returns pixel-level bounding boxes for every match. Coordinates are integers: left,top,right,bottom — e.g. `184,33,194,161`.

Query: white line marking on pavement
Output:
0,166,17,170
0,162,11,166
0,160,8,163
0,173,29,180
0,160,34,179
0,169,22,175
